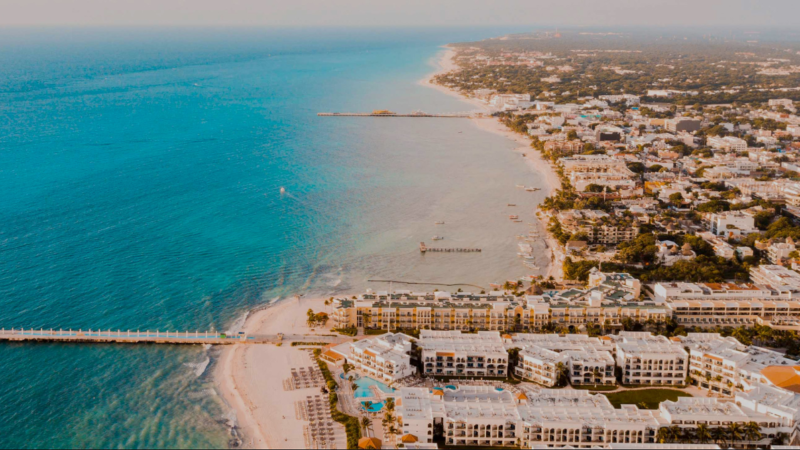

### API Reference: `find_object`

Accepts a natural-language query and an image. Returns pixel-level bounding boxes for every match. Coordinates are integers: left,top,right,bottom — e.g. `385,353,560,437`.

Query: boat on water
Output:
508,204,517,207
489,283,502,289
509,215,519,220
525,263,540,270
516,235,527,240
515,184,525,189
280,187,286,194
435,221,445,225
518,243,533,253
432,236,444,241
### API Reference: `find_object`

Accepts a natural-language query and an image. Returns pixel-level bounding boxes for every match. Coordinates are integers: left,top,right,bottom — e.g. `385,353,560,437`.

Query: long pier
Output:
0,328,347,346
420,242,481,253
318,112,479,118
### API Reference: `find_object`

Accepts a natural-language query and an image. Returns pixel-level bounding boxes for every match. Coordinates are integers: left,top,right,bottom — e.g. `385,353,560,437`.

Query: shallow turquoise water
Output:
0,27,539,448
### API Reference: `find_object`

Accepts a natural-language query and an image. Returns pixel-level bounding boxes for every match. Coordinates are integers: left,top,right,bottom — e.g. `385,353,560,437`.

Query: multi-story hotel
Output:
345,332,417,384
556,210,640,245
654,278,800,329
558,155,638,192
331,280,666,335
505,334,616,387
660,397,793,447
615,332,688,386
395,387,663,448
675,333,797,396
418,330,509,378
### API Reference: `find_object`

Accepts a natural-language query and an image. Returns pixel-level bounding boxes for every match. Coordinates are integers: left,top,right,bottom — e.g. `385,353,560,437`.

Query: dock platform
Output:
420,242,481,253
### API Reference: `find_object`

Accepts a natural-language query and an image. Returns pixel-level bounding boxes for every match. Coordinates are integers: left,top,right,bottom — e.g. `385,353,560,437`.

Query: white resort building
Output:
615,332,688,386
676,333,797,396
505,334,616,387
395,387,663,448
346,332,417,383
419,330,509,378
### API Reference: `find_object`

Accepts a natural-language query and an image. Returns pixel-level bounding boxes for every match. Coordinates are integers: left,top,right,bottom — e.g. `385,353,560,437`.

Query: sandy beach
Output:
215,296,344,449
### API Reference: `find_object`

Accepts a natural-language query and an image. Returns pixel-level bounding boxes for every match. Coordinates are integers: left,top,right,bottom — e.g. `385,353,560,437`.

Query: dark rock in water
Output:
229,438,242,448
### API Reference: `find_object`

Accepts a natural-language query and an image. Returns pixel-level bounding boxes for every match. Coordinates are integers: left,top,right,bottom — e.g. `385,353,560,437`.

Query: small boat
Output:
518,243,533,253
280,187,286,194
515,184,525,189
514,220,523,223
432,236,444,241
489,283,502,289
525,264,540,270
516,235,527,240
509,215,519,220
435,221,445,225
525,187,537,192
508,204,517,207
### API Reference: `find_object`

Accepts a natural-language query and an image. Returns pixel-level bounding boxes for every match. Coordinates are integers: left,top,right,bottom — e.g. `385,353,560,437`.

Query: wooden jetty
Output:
0,328,346,346
420,242,481,253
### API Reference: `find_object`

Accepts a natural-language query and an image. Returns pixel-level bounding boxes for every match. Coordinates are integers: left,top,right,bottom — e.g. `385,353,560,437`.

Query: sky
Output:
1,0,798,28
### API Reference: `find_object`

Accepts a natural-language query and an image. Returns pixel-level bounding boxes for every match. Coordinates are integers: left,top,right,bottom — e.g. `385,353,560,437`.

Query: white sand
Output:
215,296,345,449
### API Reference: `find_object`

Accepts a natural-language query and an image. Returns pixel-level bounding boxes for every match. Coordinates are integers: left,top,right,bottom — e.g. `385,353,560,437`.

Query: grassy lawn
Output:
603,389,691,409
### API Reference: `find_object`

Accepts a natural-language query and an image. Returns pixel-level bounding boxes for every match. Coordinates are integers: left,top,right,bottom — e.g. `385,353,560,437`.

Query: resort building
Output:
346,333,417,384
659,397,792,446
506,333,616,387
395,387,663,448
707,136,748,152
736,384,800,442
418,330,509,378
558,155,637,192
768,239,798,265
556,210,640,245
614,332,688,386
676,333,797,396
750,265,800,296
698,231,754,260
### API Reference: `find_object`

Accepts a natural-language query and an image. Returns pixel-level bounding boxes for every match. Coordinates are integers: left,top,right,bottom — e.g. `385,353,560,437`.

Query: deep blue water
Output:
0,27,535,448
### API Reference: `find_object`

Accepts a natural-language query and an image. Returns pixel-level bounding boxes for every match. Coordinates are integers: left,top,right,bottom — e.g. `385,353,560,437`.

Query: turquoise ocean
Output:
0,27,547,448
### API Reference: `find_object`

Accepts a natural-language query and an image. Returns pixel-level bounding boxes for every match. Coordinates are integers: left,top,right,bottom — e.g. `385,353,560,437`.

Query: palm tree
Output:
657,427,671,444
727,422,743,446
744,421,761,444
773,432,789,446
711,427,727,447
385,397,395,412
361,417,372,436
696,424,711,444
555,362,569,387
668,426,682,443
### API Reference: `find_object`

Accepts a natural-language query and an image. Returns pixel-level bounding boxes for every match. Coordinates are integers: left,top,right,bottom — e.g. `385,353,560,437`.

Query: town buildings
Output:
558,155,637,192
556,210,640,245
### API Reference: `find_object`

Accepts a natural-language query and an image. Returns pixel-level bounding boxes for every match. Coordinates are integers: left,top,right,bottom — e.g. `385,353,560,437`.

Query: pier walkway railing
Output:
0,328,347,346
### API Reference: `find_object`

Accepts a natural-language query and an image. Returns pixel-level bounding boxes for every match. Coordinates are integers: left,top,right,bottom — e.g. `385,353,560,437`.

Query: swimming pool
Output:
353,376,394,399
361,401,385,413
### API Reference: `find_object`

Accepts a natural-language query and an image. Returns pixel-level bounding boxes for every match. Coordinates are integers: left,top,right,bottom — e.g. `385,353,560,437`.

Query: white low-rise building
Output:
709,211,759,237
507,334,616,387
708,136,748,152
615,332,688,386
419,330,509,378
395,386,664,448
751,265,800,295
676,333,797,396
347,332,416,383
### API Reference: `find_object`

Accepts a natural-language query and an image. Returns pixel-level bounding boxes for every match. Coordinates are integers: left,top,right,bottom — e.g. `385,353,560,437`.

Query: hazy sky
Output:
1,0,798,28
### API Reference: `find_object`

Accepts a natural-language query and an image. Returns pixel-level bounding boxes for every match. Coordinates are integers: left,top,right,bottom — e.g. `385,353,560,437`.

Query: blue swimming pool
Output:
361,401,385,413
353,376,394,399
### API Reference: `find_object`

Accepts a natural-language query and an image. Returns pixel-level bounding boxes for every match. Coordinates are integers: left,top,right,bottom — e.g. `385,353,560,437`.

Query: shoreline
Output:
421,46,564,282
214,296,340,449
215,42,567,450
